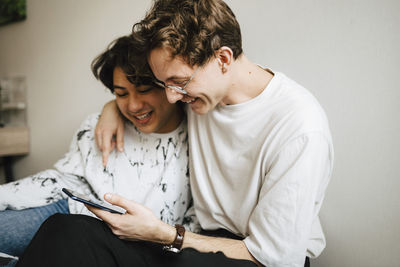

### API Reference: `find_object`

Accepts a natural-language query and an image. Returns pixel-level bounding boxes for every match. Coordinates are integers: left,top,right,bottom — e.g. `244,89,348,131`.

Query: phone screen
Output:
62,188,125,214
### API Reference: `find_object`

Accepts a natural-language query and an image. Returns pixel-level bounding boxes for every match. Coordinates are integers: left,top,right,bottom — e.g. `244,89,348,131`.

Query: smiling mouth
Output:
134,111,152,121
182,98,196,104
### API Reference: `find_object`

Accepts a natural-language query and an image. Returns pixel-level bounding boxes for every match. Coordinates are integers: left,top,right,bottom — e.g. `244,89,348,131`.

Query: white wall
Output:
0,1,399,266
0,0,152,179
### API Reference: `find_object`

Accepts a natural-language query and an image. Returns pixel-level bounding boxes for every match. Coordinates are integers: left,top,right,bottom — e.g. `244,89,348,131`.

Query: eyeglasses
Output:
154,68,200,95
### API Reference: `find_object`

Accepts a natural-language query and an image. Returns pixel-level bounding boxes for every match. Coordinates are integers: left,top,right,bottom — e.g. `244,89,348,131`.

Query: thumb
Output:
104,193,137,212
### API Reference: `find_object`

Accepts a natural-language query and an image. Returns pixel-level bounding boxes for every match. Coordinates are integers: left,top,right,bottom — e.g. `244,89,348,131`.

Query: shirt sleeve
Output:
0,114,100,211
54,113,100,177
243,132,333,267
0,170,86,211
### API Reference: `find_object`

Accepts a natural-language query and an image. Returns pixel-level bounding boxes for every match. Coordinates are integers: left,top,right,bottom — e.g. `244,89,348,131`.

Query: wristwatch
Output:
163,224,185,253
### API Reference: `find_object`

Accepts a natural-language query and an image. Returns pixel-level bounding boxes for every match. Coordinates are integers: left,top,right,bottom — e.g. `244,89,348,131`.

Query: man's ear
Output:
216,46,233,67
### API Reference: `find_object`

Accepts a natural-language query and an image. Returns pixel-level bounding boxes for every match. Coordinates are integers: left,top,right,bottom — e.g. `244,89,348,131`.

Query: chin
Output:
194,110,207,115
137,126,154,134
191,105,210,115
191,100,214,115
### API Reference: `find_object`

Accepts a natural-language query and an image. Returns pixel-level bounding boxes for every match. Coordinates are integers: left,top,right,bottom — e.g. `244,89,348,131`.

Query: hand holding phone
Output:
62,188,125,214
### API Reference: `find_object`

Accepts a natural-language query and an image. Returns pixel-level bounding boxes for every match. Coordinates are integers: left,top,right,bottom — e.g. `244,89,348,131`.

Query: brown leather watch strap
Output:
172,224,185,250
163,224,186,253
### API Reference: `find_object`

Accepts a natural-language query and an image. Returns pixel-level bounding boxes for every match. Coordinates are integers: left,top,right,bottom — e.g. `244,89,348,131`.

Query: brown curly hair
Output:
131,0,243,68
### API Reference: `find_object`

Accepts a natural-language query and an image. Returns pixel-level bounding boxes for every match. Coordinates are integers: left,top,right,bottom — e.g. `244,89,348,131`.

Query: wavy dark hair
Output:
91,36,156,93
131,0,243,67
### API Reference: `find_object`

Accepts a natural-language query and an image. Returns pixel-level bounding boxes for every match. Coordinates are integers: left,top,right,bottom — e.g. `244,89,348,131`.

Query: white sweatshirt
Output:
0,113,199,232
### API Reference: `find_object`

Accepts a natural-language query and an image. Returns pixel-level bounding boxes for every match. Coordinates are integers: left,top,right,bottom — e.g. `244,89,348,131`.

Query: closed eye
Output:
115,92,128,97
170,80,187,86
113,85,128,97
137,87,154,94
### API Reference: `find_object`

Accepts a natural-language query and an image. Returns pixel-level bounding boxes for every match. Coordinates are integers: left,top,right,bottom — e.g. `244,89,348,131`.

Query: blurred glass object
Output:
0,76,27,127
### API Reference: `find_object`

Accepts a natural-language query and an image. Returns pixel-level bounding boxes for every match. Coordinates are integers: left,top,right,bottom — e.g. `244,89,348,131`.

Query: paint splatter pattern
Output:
0,113,199,232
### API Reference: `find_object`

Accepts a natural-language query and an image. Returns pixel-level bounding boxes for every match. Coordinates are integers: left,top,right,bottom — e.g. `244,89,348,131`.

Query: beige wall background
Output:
0,0,399,266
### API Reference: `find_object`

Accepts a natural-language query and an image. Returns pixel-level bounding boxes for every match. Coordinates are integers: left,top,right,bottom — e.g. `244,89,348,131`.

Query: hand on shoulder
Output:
95,100,125,166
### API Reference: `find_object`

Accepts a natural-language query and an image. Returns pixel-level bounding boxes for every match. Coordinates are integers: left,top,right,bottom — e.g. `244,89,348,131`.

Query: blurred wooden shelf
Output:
0,127,30,156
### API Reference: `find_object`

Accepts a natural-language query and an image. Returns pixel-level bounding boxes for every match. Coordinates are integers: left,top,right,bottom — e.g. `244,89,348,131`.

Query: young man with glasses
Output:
17,0,333,266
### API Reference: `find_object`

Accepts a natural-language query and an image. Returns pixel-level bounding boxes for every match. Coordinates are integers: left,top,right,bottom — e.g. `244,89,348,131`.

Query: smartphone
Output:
62,188,125,214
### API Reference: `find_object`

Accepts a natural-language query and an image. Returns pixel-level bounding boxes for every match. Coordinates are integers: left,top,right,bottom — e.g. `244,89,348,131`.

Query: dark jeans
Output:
16,214,310,267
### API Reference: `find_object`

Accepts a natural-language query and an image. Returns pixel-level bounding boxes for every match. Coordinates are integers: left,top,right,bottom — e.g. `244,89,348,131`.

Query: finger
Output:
104,193,137,212
85,204,117,224
104,220,132,239
102,131,112,154
102,149,110,168
116,124,124,152
101,132,114,167
110,140,116,153
103,140,116,167
104,222,123,236
118,236,138,241
95,129,103,151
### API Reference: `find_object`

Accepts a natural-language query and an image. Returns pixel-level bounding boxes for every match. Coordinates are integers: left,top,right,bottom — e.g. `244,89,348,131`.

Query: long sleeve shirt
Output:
0,113,199,232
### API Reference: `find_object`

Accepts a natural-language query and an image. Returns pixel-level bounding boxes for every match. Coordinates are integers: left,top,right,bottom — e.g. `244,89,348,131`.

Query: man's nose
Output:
165,87,184,104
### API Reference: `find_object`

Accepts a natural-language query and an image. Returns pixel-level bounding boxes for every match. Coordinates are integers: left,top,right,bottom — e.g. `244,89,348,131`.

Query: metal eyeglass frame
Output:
153,68,200,95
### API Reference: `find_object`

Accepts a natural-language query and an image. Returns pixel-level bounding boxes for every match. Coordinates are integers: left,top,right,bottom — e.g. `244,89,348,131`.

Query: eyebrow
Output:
113,85,126,90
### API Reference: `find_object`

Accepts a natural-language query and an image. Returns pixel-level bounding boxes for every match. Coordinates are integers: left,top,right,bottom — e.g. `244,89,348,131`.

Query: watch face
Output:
163,245,181,253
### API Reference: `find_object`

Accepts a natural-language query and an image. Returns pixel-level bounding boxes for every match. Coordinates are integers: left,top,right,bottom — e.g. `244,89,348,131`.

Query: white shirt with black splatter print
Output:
0,113,199,232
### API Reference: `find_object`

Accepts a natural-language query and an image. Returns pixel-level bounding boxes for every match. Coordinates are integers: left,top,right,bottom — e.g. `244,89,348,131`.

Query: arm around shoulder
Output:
95,100,125,166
